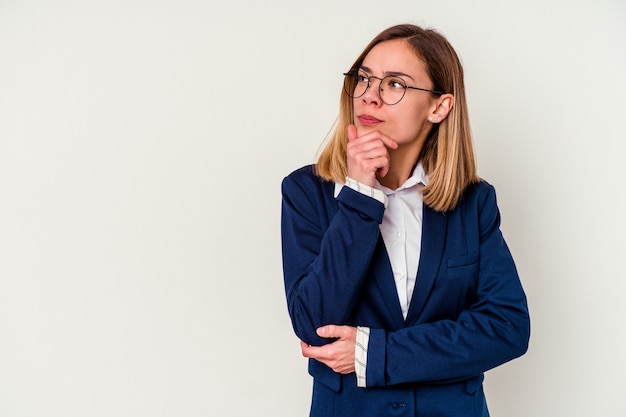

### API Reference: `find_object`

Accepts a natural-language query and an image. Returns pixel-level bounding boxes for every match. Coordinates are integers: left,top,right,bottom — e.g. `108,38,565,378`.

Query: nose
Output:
361,77,383,107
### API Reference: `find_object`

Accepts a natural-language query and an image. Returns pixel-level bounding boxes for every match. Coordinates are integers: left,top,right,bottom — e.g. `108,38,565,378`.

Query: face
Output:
353,39,439,146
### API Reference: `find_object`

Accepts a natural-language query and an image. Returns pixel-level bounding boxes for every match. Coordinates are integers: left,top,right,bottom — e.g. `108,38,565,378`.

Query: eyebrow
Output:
360,66,416,81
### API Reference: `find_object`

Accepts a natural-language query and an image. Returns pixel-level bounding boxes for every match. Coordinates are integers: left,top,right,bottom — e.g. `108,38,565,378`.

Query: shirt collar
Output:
377,161,429,195
333,161,429,198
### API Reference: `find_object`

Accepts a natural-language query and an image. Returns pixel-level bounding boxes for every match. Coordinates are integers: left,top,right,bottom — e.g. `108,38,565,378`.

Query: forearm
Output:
366,305,530,387
282,180,385,346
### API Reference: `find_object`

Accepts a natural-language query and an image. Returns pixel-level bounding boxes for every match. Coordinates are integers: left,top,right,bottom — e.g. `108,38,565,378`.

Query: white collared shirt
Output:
377,163,426,318
335,162,428,387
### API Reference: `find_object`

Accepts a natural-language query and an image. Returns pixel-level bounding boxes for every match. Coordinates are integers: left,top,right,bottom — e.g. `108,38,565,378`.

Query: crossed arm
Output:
300,325,358,375
282,170,530,386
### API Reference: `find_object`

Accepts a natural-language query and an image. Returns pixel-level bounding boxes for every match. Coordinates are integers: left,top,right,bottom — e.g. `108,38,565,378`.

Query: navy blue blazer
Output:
281,165,530,417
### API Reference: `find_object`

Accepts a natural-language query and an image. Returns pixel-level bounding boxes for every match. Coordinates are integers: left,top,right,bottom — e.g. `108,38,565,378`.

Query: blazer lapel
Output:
405,205,448,325
371,236,406,329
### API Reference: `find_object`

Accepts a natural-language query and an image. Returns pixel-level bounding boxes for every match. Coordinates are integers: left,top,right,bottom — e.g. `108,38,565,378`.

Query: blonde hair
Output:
315,24,479,212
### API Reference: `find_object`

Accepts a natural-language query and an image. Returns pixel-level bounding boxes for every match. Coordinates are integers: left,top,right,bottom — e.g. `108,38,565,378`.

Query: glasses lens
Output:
344,70,368,98
379,76,406,105
342,71,408,104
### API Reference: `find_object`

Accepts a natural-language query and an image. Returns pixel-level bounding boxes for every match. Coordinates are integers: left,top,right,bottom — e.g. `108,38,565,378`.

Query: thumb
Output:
347,124,358,142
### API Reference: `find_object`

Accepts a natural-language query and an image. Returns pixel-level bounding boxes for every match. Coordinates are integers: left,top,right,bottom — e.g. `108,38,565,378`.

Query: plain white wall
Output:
1,0,625,416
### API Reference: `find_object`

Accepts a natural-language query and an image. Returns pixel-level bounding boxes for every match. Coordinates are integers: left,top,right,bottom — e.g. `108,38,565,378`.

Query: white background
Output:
1,0,625,416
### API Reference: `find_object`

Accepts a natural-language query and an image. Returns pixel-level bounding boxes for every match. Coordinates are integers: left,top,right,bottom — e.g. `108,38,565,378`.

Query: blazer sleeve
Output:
281,168,385,346
366,182,531,386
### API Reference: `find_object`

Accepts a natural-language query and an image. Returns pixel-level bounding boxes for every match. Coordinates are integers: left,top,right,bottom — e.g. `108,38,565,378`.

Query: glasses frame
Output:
343,69,445,105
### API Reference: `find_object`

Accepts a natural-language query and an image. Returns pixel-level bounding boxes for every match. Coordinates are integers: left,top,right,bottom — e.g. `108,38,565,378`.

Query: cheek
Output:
393,113,427,140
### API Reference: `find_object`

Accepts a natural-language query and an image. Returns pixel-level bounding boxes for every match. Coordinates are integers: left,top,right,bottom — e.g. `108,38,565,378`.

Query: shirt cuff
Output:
345,177,388,207
355,326,370,388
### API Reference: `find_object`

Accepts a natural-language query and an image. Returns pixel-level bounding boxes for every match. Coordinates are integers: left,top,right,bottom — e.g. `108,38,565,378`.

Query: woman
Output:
281,23,530,417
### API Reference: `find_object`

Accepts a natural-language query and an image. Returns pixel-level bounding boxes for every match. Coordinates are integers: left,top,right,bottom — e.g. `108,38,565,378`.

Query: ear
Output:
427,93,454,124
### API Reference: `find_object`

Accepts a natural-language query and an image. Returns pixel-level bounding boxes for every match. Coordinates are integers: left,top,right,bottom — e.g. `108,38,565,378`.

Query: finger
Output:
316,325,337,338
379,134,398,150
351,129,398,150
347,124,358,142
300,340,317,358
301,343,332,362
317,324,351,339
349,154,391,175
347,140,392,169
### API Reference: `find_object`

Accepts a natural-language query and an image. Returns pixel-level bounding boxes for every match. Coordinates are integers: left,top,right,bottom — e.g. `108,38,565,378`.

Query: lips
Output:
357,114,382,126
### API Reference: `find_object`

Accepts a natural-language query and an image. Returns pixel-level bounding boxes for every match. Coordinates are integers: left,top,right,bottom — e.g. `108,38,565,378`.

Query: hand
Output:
300,325,357,374
346,124,398,187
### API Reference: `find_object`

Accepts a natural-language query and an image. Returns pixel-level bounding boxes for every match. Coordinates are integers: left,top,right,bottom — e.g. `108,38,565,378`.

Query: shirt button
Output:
395,231,401,238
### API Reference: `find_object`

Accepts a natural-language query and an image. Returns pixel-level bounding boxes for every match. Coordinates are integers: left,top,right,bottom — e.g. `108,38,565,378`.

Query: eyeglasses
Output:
343,69,444,105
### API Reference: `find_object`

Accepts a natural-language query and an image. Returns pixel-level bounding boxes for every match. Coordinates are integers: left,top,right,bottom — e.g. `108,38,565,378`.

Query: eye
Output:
384,77,406,90
356,73,369,84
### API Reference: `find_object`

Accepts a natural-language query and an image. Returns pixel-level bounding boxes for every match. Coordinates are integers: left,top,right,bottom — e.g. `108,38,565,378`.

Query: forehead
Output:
361,39,427,76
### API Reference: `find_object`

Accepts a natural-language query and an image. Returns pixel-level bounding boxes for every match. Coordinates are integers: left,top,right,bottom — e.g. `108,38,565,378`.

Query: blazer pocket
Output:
447,253,479,269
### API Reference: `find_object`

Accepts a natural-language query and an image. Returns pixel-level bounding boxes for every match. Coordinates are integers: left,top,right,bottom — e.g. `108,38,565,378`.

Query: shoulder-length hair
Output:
315,24,479,212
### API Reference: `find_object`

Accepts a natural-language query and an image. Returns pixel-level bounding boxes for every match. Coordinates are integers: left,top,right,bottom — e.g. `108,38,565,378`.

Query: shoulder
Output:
283,164,319,184
281,165,337,210
458,179,498,209
282,164,333,195
281,165,339,226
455,179,503,239
447,179,500,224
